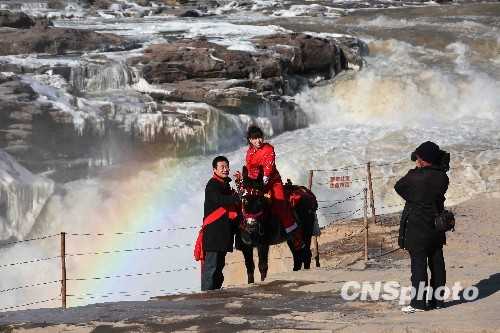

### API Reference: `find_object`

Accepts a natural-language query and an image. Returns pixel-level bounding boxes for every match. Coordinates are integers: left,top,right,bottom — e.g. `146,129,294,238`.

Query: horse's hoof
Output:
247,274,255,284
260,271,267,281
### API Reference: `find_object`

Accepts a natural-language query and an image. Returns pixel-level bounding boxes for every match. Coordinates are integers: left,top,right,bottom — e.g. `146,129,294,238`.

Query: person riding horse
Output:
235,163,318,282
235,126,306,257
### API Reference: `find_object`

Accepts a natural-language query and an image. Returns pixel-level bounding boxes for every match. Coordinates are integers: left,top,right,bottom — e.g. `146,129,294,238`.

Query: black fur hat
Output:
412,141,441,164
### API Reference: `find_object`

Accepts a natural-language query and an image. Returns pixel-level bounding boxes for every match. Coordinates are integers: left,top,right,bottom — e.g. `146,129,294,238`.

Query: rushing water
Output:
1,1,499,310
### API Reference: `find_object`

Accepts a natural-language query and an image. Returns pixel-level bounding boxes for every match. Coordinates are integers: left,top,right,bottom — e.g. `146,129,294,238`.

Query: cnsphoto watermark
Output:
341,281,479,304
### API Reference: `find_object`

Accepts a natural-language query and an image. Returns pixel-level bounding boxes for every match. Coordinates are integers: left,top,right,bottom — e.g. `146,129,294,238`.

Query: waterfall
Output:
70,59,137,94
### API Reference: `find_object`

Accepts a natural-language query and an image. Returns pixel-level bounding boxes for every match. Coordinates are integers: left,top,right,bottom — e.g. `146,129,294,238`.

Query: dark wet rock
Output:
159,79,261,107
133,39,259,83
254,33,346,75
134,0,153,6
0,10,35,29
332,36,369,69
47,0,67,10
87,0,113,10
0,27,137,56
179,9,204,17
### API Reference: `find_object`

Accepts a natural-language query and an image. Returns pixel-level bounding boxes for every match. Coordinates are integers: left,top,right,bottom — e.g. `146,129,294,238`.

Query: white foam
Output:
361,15,417,28
296,38,500,127
273,4,344,17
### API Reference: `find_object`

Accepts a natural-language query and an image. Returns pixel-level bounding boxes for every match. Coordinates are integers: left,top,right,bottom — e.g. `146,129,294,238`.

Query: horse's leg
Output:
257,244,269,281
313,236,321,267
287,240,302,271
241,245,255,284
303,236,312,270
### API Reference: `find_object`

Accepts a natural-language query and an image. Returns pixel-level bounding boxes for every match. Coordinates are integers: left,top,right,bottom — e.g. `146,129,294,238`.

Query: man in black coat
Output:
395,141,449,313
201,156,240,291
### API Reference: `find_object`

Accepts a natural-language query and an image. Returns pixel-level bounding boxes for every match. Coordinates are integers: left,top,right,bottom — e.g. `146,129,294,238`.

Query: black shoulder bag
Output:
434,208,455,232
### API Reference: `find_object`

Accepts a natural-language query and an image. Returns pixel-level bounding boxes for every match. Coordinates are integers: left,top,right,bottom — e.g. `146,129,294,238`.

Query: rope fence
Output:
0,298,60,312
67,265,199,282
67,225,199,238
1,146,500,312
0,234,59,248
65,243,193,258
309,149,500,267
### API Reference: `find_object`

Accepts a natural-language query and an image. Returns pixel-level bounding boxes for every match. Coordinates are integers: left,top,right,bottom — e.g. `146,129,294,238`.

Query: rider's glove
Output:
263,176,269,185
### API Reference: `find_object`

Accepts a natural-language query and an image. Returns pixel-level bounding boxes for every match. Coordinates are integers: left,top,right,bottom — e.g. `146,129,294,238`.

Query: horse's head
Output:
238,166,267,245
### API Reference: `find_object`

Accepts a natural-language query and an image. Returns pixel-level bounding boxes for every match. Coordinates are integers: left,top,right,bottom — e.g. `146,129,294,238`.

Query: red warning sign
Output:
330,176,351,189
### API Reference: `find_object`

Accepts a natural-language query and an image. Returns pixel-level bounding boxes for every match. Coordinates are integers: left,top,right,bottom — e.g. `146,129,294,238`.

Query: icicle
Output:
70,59,136,94
0,150,54,241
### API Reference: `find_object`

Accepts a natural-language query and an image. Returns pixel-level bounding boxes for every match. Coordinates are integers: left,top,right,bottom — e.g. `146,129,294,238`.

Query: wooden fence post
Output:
60,232,67,310
363,188,369,261
307,170,314,191
307,170,320,267
366,162,377,225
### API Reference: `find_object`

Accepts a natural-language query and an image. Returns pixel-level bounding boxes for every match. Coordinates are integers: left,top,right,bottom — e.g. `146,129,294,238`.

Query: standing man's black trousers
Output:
201,251,226,291
409,247,446,310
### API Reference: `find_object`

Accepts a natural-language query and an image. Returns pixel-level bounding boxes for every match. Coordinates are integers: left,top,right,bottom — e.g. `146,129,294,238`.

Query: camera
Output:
411,149,450,172
438,150,450,172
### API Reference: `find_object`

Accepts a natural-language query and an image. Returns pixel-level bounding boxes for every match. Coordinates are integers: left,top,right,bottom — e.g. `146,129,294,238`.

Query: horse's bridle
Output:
235,177,267,237
240,197,265,237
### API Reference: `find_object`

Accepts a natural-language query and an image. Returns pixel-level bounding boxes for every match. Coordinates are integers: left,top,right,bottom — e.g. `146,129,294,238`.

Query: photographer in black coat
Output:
395,141,450,313
200,156,240,291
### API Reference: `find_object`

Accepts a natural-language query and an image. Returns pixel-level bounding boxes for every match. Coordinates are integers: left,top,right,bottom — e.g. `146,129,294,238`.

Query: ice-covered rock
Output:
0,26,365,181
70,58,137,93
0,23,137,56
0,149,54,242
132,33,351,92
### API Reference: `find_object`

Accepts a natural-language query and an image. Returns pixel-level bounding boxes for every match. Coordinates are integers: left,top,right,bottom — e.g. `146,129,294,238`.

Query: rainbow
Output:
64,159,211,306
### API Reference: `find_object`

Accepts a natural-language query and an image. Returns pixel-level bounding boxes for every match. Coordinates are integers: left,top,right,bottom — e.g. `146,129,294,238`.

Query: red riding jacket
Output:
245,143,297,232
246,143,281,183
